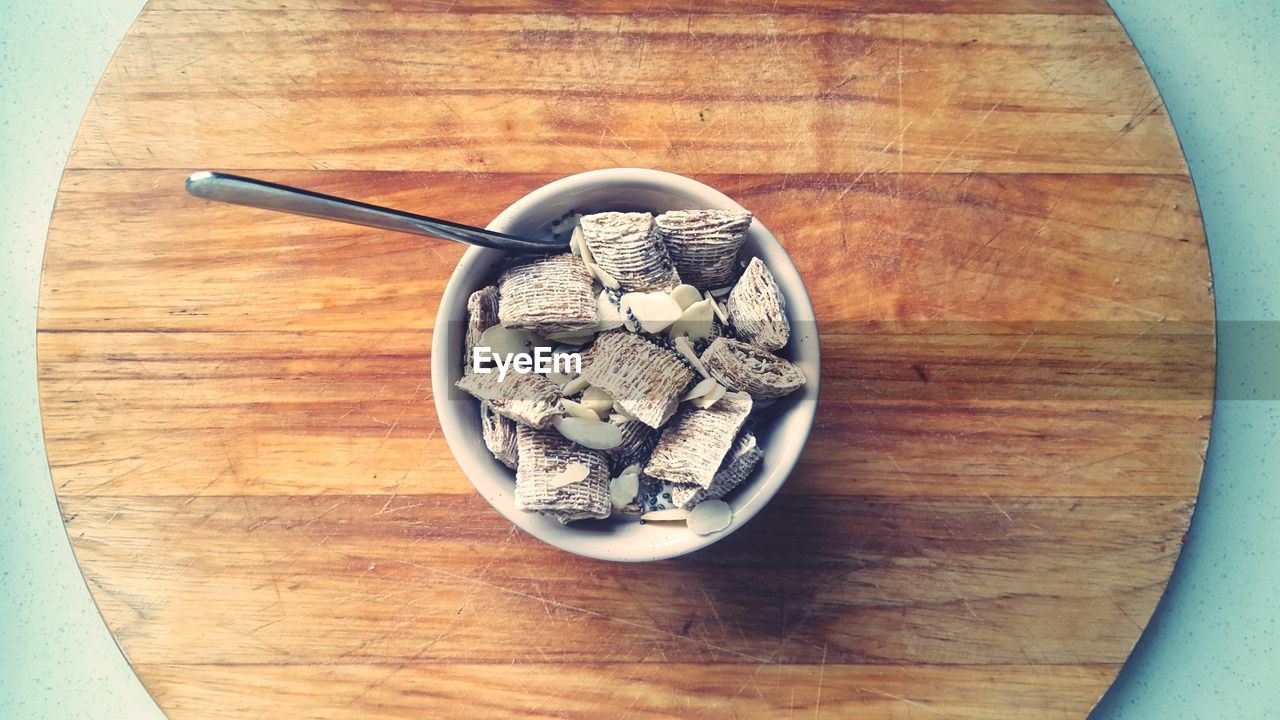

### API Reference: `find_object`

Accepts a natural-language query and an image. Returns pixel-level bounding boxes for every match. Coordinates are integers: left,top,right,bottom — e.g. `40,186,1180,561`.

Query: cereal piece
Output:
550,462,592,489
497,254,598,335
603,415,660,473
587,261,620,290
654,209,753,289
456,370,564,429
514,425,611,519
645,391,753,488
479,401,519,469
671,432,763,509
464,286,500,374
578,331,696,428
546,510,604,525
700,337,806,401
669,484,703,509
579,212,681,293
727,257,790,351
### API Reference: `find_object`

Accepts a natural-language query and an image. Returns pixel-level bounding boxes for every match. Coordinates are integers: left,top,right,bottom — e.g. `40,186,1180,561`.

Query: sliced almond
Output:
561,398,600,421
620,291,683,334
690,382,726,409
476,325,535,360
594,291,625,332
562,376,591,396
709,285,733,298
570,225,589,259
673,336,711,379
667,298,716,343
546,371,574,387
545,329,596,345
552,415,624,450
619,463,643,477
552,213,582,236
669,284,703,310
580,386,614,417
686,499,733,535
577,227,595,266
641,508,689,522
610,402,636,421
681,376,719,402
708,294,729,324
549,461,591,489
610,472,640,509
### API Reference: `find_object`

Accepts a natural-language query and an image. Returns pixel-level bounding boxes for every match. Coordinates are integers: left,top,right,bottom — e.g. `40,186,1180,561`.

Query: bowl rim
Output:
431,167,821,562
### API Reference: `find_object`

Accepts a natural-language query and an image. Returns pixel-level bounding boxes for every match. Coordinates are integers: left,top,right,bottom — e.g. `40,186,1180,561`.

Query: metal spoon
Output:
184,171,564,252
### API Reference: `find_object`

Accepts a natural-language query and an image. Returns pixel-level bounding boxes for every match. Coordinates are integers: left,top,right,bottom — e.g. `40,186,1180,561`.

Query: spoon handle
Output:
185,171,562,252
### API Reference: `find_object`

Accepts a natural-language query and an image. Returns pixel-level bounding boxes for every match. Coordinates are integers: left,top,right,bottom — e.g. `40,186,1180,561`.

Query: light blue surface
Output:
0,2,1275,717
1092,2,1279,717
0,2,162,718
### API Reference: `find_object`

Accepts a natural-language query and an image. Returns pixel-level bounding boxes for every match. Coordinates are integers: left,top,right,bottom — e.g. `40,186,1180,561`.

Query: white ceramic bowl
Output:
431,168,820,562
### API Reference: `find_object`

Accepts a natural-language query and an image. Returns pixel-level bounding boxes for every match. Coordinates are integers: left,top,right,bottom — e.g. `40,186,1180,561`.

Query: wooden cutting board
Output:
38,1,1214,718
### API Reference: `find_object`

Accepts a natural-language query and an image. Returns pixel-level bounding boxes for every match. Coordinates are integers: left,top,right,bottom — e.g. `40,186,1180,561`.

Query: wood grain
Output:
38,2,1212,718
40,326,1209,498
72,13,1180,173
150,0,1113,15
41,171,1209,331
137,664,1118,720
62,495,1189,665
